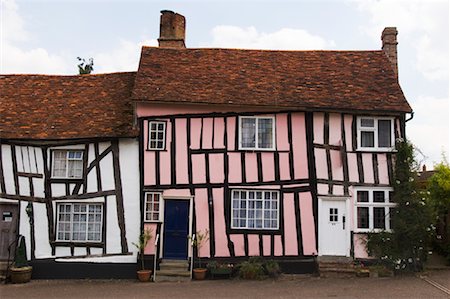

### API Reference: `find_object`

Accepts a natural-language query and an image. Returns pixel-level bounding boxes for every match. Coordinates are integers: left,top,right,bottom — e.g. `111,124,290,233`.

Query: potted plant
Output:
190,229,209,280
9,235,32,283
132,228,153,282
207,261,234,279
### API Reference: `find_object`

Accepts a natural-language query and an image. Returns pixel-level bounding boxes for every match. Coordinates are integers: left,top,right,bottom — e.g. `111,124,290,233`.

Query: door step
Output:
318,256,355,278
155,259,191,282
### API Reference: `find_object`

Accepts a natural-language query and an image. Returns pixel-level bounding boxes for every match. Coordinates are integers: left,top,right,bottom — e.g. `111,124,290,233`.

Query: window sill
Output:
356,147,396,153
50,178,83,182
53,241,103,247
354,229,392,233
238,148,277,152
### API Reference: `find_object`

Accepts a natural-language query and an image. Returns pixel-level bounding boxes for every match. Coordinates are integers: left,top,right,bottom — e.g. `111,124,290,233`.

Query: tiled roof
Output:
0,72,137,140
133,47,411,113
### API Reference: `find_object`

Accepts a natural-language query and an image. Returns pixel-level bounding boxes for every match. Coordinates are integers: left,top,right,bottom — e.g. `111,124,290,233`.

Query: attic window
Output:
52,150,83,179
238,116,275,151
148,121,166,150
357,117,394,151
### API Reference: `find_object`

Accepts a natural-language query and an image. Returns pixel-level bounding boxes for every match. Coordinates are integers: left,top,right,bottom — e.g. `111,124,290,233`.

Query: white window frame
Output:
144,192,162,222
148,121,166,150
354,187,396,233
51,150,84,179
231,189,279,230
357,117,395,151
56,203,103,243
238,116,276,151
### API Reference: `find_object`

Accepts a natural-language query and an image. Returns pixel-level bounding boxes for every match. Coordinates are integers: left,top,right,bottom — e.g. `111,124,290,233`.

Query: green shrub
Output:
264,260,281,278
239,260,264,280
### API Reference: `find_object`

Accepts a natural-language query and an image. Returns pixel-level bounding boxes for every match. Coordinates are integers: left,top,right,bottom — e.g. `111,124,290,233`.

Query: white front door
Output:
319,198,349,256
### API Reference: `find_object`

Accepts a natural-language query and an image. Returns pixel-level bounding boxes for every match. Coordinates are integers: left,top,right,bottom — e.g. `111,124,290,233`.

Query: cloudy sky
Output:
1,0,448,168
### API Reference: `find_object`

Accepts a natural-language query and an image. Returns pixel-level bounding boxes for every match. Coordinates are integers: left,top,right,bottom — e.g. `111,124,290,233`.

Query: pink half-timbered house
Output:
0,10,412,279
134,11,411,274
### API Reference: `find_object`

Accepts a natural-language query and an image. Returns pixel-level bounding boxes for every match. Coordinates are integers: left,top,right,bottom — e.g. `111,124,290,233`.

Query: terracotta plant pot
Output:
193,268,207,280
10,266,32,283
137,270,152,282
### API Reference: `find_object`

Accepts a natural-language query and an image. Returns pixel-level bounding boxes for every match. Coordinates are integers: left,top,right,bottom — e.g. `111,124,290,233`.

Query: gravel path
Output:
1,270,449,299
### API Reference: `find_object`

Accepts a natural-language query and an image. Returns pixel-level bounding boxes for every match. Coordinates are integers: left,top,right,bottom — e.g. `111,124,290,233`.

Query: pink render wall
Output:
139,102,398,260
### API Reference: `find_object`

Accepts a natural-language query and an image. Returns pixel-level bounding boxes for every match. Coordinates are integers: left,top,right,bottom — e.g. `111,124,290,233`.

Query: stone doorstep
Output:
156,269,191,277
159,261,189,270
154,275,191,282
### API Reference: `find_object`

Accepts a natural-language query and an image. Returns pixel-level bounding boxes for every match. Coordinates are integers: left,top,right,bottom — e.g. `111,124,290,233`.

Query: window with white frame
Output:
239,116,275,150
231,190,279,230
357,117,395,151
52,150,83,179
56,203,103,242
148,121,166,150
144,192,161,221
354,188,395,232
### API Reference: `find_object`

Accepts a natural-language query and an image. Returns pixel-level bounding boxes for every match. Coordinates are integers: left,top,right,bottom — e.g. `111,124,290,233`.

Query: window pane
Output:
258,118,273,149
357,207,369,229
361,118,374,127
373,207,386,229
373,191,385,203
241,118,256,148
231,190,279,230
378,120,392,147
361,131,374,147
357,191,369,202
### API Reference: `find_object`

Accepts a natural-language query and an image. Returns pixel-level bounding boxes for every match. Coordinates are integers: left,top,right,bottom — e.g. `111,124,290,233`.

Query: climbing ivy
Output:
367,139,432,272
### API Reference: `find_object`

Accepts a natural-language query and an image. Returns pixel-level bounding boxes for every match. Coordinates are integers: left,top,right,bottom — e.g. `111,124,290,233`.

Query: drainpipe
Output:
153,234,159,282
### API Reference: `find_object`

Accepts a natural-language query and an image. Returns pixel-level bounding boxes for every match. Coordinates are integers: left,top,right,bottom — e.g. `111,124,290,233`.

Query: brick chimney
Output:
158,10,186,48
381,27,398,79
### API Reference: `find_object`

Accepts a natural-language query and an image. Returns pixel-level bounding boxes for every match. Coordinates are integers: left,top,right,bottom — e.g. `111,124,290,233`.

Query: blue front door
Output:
163,200,189,259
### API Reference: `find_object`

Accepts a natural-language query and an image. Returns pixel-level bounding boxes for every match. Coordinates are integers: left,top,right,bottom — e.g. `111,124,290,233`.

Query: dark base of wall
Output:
31,256,316,279
193,256,317,275
31,259,139,279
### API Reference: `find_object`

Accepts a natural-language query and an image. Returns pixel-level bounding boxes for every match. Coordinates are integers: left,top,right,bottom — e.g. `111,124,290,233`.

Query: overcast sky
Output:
1,0,448,168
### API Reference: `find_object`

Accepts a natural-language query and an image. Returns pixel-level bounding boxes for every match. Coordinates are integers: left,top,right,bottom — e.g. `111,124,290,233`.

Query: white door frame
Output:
318,196,351,257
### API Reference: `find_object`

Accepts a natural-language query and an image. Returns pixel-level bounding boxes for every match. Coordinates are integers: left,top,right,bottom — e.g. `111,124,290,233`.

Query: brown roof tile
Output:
133,47,411,113
0,72,137,140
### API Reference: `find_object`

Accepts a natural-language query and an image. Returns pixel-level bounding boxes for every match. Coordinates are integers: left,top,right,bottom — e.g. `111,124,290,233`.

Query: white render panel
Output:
51,184,66,197
2,145,15,194
33,178,45,198
18,176,29,196
18,201,31,260
74,247,87,256
119,139,140,256
100,153,114,191
55,247,71,257
87,169,98,193
15,146,24,174
33,202,52,258
106,195,120,253
91,247,102,255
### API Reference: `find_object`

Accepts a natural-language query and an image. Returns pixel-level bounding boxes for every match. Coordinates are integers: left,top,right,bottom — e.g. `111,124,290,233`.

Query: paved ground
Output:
1,270,449,299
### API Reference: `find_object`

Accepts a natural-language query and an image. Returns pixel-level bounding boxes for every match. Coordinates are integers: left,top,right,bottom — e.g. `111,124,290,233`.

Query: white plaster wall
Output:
1,139,140,263
106,195,120,253
119,139,140,258
18,201,31,260
1,145,15,194
100,153,114,191
33,202,52,258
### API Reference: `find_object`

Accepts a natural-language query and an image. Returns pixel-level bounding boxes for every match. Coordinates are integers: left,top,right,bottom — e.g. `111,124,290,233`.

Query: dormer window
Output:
357,117,394,151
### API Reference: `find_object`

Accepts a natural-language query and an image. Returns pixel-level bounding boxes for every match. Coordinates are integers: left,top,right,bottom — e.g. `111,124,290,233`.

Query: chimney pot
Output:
158,10,186,48
381,27,398,79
